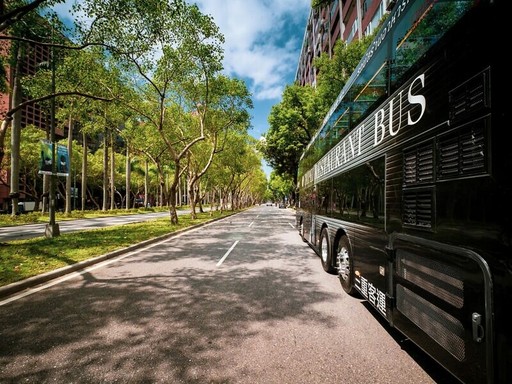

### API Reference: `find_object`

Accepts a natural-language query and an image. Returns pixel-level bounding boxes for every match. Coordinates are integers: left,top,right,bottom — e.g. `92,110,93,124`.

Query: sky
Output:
53,0,312,177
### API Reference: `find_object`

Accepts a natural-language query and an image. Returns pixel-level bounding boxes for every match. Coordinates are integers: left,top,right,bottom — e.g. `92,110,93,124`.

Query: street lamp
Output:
45,33,60,238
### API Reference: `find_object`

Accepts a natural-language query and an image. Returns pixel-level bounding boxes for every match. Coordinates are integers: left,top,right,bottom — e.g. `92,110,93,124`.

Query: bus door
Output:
387,233,492,384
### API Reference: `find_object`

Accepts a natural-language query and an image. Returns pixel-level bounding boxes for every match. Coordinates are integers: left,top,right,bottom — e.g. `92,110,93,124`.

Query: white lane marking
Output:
0,224,207,306
216,240,239,267
289,223,295,229
248,221,254,228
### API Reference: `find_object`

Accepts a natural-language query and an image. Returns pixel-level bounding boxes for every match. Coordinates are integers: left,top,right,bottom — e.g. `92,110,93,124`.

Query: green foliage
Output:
0,56,7,93
261,84,323,185
314,33,374,112
1,0,262,214
263,26,378,187
311,0,331,9
268,172,294,202
0,209,236,286
207,132,260,184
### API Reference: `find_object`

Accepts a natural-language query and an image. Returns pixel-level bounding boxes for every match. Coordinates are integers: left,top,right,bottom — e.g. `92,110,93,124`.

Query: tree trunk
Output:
102,127,108,211
169,183,179,224
144,159,149,207
168,164,180,224
87,187,100,210
198,184,204,213
125,144,131,209
188,174,196,220
110,129,115,210
9,46,23,217
81,132,87,211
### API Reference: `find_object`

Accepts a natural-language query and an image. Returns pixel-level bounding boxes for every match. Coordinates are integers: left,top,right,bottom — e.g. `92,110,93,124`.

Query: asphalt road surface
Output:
0,206,458,383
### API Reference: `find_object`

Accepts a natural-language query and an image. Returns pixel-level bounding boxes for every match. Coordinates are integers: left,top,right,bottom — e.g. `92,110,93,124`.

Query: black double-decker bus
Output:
296,1,509,383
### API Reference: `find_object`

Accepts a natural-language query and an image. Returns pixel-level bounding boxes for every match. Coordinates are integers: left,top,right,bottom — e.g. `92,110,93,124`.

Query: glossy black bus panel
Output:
296,1,509,383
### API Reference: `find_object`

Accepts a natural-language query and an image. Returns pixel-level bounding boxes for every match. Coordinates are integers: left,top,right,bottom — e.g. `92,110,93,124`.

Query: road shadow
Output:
0,210,339,383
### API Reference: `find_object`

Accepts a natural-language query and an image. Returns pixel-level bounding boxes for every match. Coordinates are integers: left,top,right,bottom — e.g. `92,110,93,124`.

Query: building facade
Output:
295,0,393,86
0,35,67,211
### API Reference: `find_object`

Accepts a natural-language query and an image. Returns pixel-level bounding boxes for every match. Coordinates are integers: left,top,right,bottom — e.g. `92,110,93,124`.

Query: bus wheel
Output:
320,228,336,274
336,235,355,295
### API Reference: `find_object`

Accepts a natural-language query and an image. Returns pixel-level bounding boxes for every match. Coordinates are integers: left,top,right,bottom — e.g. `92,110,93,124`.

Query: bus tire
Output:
336,235,355,295
320,228,336,274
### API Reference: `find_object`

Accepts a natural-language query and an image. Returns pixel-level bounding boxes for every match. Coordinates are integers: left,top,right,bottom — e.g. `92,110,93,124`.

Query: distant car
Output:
266,201,272,206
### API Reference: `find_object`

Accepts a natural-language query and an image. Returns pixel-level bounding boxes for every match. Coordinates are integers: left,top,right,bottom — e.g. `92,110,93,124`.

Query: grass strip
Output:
0,210,232,287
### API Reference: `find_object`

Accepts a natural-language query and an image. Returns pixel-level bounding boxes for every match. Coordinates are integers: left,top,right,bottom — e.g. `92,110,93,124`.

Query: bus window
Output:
331,157,385,228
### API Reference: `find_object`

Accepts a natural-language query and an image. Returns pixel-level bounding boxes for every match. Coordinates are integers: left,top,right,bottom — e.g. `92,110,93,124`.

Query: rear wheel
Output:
336,235,355,295
319,228,336,274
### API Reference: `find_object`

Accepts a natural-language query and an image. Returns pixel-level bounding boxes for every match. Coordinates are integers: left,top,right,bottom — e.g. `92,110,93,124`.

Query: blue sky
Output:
53,0,311,177
193,1,310,136
193,0,311,177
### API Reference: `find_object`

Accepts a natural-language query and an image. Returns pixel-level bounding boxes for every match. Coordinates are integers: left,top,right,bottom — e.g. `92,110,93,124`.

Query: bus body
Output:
295,1,510,383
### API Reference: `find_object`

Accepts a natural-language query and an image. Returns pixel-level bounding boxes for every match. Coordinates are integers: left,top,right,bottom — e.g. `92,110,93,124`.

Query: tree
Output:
23,46,127,213
81,0,233,223
314,33,374,111
2,3,69,215
185,75,252,218
268,171,294,206
203,131,265,210
260,83,322,198
0,0,62,34
311,0,331,9
0,9,118,175
4,125,45,209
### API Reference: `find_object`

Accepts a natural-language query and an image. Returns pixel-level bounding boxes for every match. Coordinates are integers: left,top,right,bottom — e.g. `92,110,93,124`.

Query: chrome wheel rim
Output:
337,246,350,281
321,234,328,263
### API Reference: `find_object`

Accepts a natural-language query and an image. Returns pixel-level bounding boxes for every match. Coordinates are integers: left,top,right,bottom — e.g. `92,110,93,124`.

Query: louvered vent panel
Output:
404,144,433,185
460,129,485,174
449,69,489,124
404,152,417,184
438,126,485,179
403,189,433,228
438,138,460,178
418,146,434,183
403,194,417,225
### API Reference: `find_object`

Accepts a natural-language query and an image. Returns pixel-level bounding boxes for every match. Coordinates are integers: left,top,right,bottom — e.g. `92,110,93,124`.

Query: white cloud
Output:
193,0,310,101
54,0,310,103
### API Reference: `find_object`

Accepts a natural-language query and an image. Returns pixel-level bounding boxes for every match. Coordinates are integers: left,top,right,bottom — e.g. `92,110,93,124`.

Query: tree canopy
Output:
261,27,375,196
260,84,322,189
1,0,266,217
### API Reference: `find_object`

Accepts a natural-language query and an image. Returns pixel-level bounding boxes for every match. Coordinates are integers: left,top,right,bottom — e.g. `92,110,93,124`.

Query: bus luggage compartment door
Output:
388,233,492,384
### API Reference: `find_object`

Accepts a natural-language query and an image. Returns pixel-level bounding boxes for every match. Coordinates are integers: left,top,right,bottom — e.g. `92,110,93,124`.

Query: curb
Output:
0,212,235,299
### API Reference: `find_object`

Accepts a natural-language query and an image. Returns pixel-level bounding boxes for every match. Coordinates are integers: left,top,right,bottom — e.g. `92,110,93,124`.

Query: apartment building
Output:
0,33,68,211
0,38,57,133
296,0,393,86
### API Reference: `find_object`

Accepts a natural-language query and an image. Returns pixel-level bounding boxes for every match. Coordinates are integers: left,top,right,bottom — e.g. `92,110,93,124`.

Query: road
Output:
0,206,457,383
